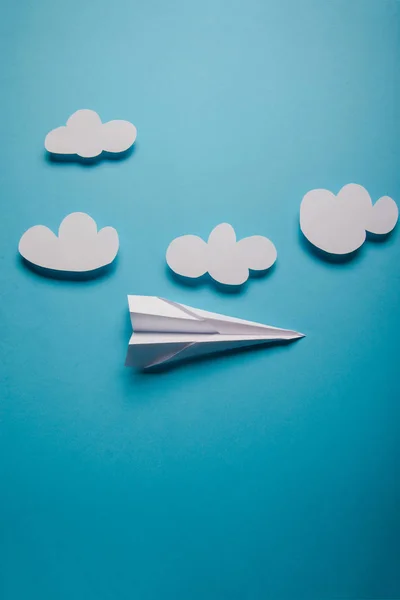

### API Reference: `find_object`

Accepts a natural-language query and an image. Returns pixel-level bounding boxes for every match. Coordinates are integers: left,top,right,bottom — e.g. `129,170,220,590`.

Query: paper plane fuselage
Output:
125,296,304,369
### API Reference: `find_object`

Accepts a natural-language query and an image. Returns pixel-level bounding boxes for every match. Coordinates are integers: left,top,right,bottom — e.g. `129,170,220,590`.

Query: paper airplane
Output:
125,296,304,369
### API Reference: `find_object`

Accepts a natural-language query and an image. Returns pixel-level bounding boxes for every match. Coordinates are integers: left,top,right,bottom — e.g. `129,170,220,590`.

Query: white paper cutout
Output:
166,223,277,285
300,184,398,255
45,109,137,158
19,212,119,273
125,295,304,369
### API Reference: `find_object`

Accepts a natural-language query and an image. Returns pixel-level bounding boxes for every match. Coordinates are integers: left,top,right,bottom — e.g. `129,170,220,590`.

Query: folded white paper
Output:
125,296,304,369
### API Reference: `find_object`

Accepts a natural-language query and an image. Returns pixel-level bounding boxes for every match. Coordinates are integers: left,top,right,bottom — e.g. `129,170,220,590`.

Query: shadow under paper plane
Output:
136,336,304,374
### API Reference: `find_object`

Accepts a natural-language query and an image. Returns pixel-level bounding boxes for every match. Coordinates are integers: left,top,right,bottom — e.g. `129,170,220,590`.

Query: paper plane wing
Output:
125,296,304,369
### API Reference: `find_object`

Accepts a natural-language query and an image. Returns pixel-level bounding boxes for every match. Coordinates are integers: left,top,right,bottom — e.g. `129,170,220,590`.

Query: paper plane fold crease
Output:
125,296,304,369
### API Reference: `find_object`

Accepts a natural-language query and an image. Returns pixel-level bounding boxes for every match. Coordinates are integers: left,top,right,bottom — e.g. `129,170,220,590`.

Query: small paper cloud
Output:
166,223,277,285
45,109,137,158
19,212,119,273
300,184,398,255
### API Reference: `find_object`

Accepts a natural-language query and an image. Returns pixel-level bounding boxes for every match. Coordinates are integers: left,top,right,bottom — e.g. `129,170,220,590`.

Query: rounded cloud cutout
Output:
300,183,398,255
166,223,277,285
45,109,137,159
19,212,119,274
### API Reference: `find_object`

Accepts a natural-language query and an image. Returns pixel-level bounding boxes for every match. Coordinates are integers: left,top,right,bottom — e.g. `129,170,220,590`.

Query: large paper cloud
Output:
19,212,119,273
166,223,277,285
45,109,137,158
300,184,398,255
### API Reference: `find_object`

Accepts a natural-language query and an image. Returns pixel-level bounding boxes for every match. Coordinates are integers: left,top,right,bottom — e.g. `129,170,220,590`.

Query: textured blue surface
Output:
1,1,399,598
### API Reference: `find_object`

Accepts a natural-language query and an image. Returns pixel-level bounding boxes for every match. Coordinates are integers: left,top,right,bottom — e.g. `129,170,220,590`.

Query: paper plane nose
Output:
289,330,305,339
274,328,305,340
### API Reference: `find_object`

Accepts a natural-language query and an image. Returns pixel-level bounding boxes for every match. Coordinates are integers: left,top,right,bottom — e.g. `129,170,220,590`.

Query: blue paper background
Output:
1,0,399,598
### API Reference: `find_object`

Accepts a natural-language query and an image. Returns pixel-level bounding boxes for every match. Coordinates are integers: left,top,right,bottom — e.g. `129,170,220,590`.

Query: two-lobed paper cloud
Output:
300,184,398,255
19,212,119,273
166,223,277,285
45,109,137,158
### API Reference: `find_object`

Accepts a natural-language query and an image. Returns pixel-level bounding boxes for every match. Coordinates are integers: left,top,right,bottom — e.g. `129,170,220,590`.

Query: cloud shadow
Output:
165,262,277,295
44,144,136,166
299,221,398,265
298,227,362,265
19,254,118,282
366,228,397,244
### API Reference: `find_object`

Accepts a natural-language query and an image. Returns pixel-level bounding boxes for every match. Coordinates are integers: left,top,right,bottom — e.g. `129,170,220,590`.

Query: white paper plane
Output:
125,296,304,369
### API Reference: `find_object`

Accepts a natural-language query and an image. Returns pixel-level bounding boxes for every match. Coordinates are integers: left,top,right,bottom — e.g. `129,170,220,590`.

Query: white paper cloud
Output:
45,109,137,158
166,223,277,285
19,212,119,273
300,184,398,255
